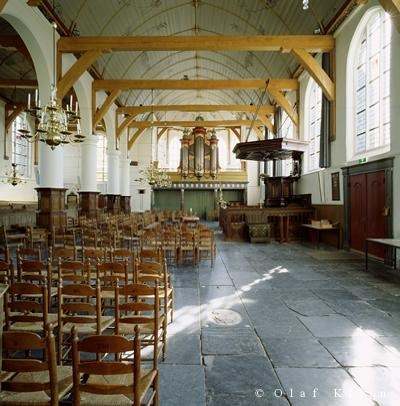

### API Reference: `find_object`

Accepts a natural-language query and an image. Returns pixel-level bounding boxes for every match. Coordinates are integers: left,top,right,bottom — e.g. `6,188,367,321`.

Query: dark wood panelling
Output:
79,191,100,218
312,204,344,248
35,188,66,232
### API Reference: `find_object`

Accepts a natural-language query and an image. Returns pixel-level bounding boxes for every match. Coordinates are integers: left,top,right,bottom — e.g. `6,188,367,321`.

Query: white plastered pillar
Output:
80,134,98,192
107,149,121,195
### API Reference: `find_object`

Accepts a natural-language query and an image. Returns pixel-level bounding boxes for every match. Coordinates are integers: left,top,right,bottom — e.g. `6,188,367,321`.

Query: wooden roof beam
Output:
128,128,146,150
94,79,298,92
117,115,137,139
92,89,121,129
57,50,102,100
379,0,400,32
129,119,264,129
0,0,8,12
0,79,38,89
257,114,275,135
58,35,334,53
5,106,24,131
291,48,335,102
117,104,275,116
267,87,298,127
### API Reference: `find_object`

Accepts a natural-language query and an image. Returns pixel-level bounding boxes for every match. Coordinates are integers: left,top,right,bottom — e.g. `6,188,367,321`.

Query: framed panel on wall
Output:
331,172,340,201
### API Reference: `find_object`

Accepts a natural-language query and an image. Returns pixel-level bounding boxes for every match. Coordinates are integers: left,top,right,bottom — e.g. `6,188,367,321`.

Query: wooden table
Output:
182,216,200,227
365,238,400,270
302,224,341,249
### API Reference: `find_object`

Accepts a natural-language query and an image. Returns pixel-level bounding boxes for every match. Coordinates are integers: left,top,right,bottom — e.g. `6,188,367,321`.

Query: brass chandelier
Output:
137,161,172,189
18,22,84,149
1,163,26,187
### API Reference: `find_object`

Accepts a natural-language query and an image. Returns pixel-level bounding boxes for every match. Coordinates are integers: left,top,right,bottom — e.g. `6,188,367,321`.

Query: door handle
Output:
382,207,390,216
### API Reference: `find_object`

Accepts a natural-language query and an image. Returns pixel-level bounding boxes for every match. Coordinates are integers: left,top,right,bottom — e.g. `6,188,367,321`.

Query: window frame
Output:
304,78,322,174
10,114,30,178
96,131,108,183
346,6,391,162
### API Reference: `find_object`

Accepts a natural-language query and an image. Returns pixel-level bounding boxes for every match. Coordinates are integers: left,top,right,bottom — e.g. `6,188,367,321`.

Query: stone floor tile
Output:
275,367,375,405
264,337,339,367
163,334,201,365
348,366,400,406
159,364,205,406
321,335,400,367
204,354,282,397
202,327,264,355
298,314,365,338
283,298,336,316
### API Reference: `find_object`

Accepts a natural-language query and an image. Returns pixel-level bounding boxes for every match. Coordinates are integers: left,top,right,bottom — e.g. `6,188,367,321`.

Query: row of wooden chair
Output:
1,324,158,405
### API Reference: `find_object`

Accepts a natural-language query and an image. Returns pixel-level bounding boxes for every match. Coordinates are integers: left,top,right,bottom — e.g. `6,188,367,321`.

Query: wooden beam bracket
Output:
291,48,335,102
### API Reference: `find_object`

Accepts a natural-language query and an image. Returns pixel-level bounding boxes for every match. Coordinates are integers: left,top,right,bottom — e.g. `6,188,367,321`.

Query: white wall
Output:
129,128,153,211
297,0,400,223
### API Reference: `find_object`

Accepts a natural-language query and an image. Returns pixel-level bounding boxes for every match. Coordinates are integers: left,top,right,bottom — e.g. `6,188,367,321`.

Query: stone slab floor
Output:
159,225,400,406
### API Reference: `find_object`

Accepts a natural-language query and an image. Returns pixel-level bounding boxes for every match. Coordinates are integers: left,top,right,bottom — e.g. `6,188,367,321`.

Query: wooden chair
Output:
16,246,42,261
17,258,56,310
81,228,99,249
58,259,91,286
160,229,178,266
57,280,115,365
71,326,158,405
0,259,13,284
196,228,216,267
112,248,135,282
0,245,11,263
136,259,174,324
178,229,197,265
97,260,129,303
0,324,73,406
26,224,48,252
4,281,57,334
115,283,164,362
140,248,162,263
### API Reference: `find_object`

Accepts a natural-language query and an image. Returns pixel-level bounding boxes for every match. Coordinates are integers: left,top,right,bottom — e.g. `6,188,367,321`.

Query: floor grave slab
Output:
202,327,264,355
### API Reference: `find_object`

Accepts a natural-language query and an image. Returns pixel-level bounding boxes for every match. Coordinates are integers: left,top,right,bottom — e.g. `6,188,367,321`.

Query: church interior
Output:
1,0,400,405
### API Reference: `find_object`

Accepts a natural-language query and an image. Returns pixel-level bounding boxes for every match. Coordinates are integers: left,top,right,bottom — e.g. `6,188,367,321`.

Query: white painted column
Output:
80,134,98,192
107,149,120,194
38,143,63,188
120,157,130,196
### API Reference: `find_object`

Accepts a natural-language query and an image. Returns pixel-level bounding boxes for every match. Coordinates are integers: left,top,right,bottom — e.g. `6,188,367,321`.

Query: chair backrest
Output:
50,246,77,265
18,258,51,290
58,259,91,285
140,248,162,262
1,324,59,406
5,281,49,334
0,259,13,284
97,260,128,289
71,327,142,405
115,283,159,356
82,247,108,263
17,246,42,261
0,245,10,263
58,281,101,330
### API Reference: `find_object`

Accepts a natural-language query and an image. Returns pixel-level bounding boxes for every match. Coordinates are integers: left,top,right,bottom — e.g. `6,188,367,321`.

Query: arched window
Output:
11,114,29,176
96,132,108,182
305,79,322,172
347,7,391,160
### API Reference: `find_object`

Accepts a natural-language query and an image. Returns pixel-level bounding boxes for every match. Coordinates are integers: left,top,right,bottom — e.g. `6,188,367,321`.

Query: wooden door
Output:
349,174,367,252
366,171,386,257
349,171,386,257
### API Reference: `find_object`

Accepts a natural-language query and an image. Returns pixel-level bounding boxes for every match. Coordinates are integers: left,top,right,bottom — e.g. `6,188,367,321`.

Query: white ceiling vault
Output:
0,0,352,121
